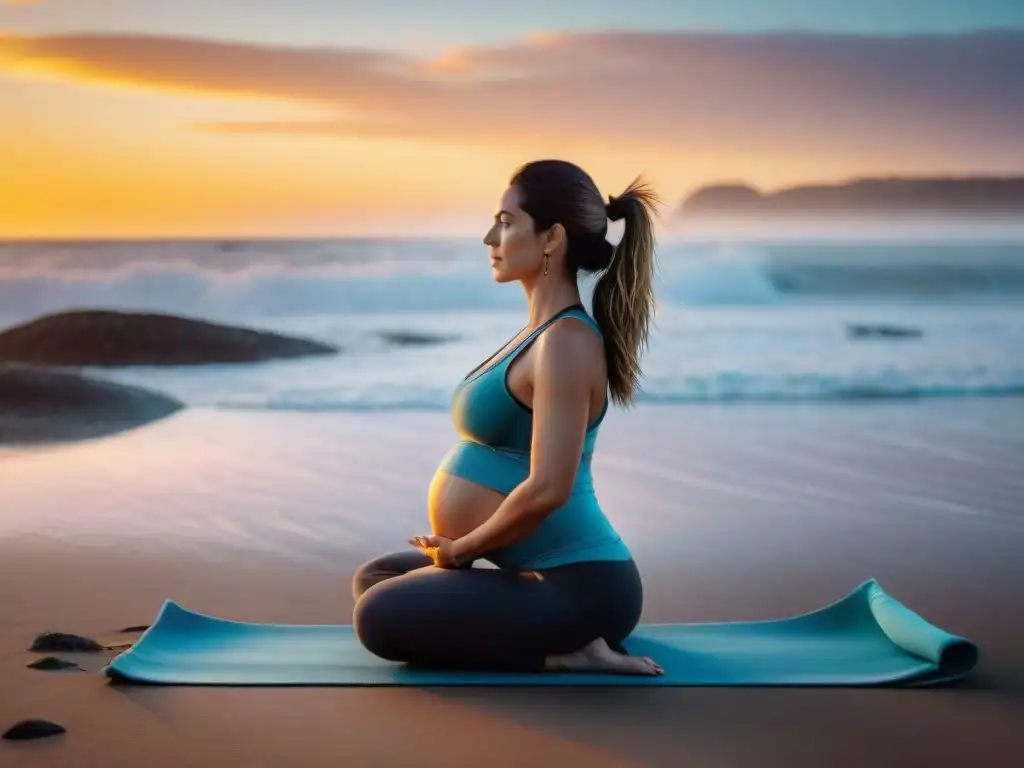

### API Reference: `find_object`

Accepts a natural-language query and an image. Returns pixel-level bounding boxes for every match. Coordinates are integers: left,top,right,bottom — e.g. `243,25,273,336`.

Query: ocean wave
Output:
658,241,1024,305
635,383,1024,404
0,255,519,324
634,365,1024,404
2,239,1023,324
193,373,1024,412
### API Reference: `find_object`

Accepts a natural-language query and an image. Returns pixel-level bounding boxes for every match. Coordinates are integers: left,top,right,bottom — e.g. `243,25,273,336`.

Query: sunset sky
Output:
1,1,1022,238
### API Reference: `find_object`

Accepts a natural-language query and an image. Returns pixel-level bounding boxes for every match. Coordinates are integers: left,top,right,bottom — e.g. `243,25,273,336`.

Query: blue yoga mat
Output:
102,579,978,687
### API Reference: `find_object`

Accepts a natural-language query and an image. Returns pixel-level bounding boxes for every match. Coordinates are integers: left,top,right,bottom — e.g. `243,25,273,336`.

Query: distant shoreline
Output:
678,175,1024,219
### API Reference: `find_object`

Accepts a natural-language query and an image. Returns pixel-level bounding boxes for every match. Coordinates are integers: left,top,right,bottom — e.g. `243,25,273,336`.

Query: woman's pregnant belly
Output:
427,442,630,570
427,469,506,540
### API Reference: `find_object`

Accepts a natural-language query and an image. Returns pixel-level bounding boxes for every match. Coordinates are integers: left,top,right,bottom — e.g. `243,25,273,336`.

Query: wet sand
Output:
2,401,1022,766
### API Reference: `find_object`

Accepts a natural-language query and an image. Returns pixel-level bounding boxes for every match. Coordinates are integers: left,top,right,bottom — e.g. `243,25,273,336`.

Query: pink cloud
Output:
1,30,1021,161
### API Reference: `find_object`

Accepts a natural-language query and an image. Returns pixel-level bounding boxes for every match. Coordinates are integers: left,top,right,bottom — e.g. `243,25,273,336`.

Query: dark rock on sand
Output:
0,366,184,445
2,719,67,741
27,656,84,672
375,330,460,346
117,624,151,633
0,309,339,367
29,632,105,653
847,323,924,340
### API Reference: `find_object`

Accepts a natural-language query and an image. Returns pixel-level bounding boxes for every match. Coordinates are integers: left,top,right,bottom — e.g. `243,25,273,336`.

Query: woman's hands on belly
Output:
428,469,506,540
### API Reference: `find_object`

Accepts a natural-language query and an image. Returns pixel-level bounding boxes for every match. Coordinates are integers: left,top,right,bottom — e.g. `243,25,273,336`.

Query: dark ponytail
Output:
592,177,660,406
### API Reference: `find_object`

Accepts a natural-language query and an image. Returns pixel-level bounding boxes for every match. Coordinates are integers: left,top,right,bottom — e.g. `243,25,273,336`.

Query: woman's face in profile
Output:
483,186,544,284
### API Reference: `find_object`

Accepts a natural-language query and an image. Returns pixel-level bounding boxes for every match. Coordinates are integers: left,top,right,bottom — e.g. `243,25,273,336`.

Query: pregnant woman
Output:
352,159,663,676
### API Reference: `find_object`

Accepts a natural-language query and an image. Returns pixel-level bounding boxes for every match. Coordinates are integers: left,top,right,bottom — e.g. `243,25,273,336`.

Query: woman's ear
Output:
545,223,567,255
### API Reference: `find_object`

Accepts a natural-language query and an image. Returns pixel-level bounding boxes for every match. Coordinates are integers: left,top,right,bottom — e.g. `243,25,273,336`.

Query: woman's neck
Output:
522,276,582,330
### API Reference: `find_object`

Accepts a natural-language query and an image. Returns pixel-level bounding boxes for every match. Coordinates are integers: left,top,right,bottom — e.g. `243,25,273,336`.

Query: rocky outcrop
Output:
0,310,339,367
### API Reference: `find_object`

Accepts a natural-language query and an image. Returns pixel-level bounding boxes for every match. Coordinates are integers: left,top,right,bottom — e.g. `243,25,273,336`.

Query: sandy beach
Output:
4,4,1024,764
2,400,1023,767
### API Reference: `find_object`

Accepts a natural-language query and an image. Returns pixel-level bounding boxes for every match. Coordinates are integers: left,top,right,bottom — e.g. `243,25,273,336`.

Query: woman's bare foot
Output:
545,638,663,676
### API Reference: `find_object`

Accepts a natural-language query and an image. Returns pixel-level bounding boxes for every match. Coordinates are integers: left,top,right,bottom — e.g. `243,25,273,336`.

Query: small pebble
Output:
27,656,83,672
2,719,67,741
29,632,104,653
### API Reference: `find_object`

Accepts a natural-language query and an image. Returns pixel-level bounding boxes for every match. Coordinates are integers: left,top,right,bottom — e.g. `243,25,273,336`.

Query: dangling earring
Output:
543,252,549,276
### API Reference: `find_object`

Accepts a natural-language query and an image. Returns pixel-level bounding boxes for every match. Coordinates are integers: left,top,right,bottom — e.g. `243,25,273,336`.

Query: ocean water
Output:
1,237,1022,410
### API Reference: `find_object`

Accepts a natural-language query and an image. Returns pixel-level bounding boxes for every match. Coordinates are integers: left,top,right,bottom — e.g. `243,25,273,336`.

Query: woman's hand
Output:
409,535,460,569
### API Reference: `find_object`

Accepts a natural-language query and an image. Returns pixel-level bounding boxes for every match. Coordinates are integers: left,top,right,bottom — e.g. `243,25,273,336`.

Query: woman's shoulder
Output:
562,307,603,337
535,313,606,379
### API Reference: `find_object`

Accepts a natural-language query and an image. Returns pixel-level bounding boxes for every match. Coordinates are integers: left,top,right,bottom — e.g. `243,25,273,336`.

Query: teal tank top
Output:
436,304,632,570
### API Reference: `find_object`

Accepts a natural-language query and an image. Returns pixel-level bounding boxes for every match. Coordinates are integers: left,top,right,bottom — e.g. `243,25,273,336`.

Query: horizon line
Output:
4,171,1023,242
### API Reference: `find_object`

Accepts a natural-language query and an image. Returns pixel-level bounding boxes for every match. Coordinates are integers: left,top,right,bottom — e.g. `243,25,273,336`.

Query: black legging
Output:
352,551,644,671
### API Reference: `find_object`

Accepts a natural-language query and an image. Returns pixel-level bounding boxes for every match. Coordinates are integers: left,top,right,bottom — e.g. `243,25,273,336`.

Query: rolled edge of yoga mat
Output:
862,579,980,683
103,600,203,683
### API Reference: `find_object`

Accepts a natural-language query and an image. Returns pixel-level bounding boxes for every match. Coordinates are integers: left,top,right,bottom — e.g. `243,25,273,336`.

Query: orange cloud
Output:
1,30,1022,164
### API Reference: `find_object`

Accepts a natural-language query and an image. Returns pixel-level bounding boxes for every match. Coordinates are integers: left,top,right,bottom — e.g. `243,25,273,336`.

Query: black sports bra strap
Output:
505,303,586,360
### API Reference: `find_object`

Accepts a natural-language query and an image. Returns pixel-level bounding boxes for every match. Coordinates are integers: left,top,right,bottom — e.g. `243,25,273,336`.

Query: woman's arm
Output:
450,319,603,565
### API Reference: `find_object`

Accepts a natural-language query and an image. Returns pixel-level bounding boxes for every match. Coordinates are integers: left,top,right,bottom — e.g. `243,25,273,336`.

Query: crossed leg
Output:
351,551,661,675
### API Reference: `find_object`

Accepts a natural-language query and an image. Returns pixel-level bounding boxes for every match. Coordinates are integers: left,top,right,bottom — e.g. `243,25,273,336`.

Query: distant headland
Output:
677,176,1024,219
